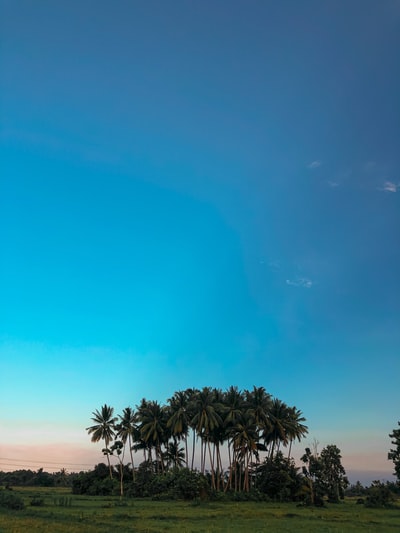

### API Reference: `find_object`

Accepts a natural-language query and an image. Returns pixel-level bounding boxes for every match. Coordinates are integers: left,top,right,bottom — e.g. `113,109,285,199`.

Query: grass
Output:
0,487,399,532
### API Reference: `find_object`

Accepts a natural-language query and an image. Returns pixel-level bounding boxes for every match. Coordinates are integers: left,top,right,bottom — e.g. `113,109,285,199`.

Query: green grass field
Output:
0,487,399,533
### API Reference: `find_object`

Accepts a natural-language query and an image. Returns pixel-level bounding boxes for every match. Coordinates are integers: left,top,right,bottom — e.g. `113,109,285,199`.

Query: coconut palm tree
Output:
138,400,168,473
165,439,186,469
286,406,308,459
263,398,290,459
185,388,200,471
230,411,258,492
117,407,138,480
191,387,222,488
245,386,271,431
86,404,117,479
167,390,190,467
223,386,245,491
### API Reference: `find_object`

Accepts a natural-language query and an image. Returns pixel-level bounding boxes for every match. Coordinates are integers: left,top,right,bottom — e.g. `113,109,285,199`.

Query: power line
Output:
0,462,78,472
0,457,93,466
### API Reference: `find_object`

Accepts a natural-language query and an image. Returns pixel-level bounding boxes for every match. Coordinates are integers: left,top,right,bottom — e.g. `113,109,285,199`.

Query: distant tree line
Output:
0,468,69,488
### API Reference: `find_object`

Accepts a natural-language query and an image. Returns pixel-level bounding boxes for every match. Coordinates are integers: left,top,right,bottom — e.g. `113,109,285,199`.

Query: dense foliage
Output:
86,386,308,496
301,445,349,504
0,468,68,488
365,481,396,508
0,489,25,510
80,385,349,504
388,421,400,482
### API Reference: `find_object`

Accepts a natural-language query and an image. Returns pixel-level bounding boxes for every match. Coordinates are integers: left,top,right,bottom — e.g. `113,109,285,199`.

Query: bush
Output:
0,489,25,510
147,469,209,501
72,464,118,496
171,469,209,500
365,481,396,508
256,452,303,502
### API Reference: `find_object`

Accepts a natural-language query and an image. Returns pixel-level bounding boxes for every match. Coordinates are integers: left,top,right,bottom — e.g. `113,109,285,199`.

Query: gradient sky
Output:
1,0,399,484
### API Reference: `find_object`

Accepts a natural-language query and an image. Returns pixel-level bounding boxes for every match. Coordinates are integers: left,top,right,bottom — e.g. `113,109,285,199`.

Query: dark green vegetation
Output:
0,487,399,533
388,421,400,482
86,387,309,491
84,386,353,504
1,394,398,531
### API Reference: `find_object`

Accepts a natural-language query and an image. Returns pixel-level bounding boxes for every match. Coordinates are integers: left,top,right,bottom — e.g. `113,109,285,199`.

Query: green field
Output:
0,487,399,533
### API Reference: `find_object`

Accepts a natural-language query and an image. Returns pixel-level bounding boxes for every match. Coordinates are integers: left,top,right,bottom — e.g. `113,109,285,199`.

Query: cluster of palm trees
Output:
86,386,308,492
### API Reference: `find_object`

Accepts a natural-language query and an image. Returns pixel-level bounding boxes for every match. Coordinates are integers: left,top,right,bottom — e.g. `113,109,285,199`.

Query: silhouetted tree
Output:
388,421,400,482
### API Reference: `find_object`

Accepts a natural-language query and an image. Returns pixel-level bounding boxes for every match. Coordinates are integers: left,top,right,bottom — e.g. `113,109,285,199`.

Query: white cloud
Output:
327,181,339,188
286,278,313,288
307,160,321,169
267,260,281,271
382,181,398,193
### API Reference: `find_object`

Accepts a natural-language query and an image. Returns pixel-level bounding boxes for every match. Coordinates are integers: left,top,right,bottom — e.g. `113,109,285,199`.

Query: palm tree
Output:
167,391,190,467
263,398,290,459
191,387,223,489
245,386,271,431
165,439,186,469
286,406,308,459
86,404,117,479
138,400,168,473
223,386,245,491
185,388,200,471
117,407,138,480
230,411,258,492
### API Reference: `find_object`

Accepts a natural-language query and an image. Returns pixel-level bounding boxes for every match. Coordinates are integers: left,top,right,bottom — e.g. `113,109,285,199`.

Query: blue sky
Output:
1,0,399,483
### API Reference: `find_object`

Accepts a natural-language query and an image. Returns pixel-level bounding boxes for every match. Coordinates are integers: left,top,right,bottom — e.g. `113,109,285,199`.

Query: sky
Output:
1,0,399,485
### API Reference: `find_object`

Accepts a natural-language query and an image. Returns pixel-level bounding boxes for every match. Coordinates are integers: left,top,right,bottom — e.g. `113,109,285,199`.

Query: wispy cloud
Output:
327,181,339,188
266,259,281,271
286,277,313,289
380,181,398,193
307,160,321,169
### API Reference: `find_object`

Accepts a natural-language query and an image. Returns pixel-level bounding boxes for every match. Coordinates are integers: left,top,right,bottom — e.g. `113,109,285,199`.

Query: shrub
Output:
72,464,118,496
0,489,25,510
365,481,396,508
171,469,209,500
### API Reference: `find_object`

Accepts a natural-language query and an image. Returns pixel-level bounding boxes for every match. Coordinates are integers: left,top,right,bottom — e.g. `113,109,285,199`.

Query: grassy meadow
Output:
0,487,399,533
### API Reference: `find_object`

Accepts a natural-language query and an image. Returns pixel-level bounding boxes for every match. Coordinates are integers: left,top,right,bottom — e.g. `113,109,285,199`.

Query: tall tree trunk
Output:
184,435,189,468
216,443,223,491
202,439,207,474
191,429,196,471
288,439,293,460
225,440,233,492
245,450,250,492
104,439,113,479
128,434,135,481
119,462,124,498
208,440,216,490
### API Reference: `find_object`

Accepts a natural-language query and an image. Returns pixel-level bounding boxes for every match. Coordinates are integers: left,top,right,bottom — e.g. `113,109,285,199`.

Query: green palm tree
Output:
86,404,117,479
167,391,190,467
286,406,308,459
138,400,168,473
191,387,223,488
185,388,200,471
223,386,245,491
263,398,290,459
165,439,186,469
245,386,272,431
117,407,138,480
230,411,258,492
